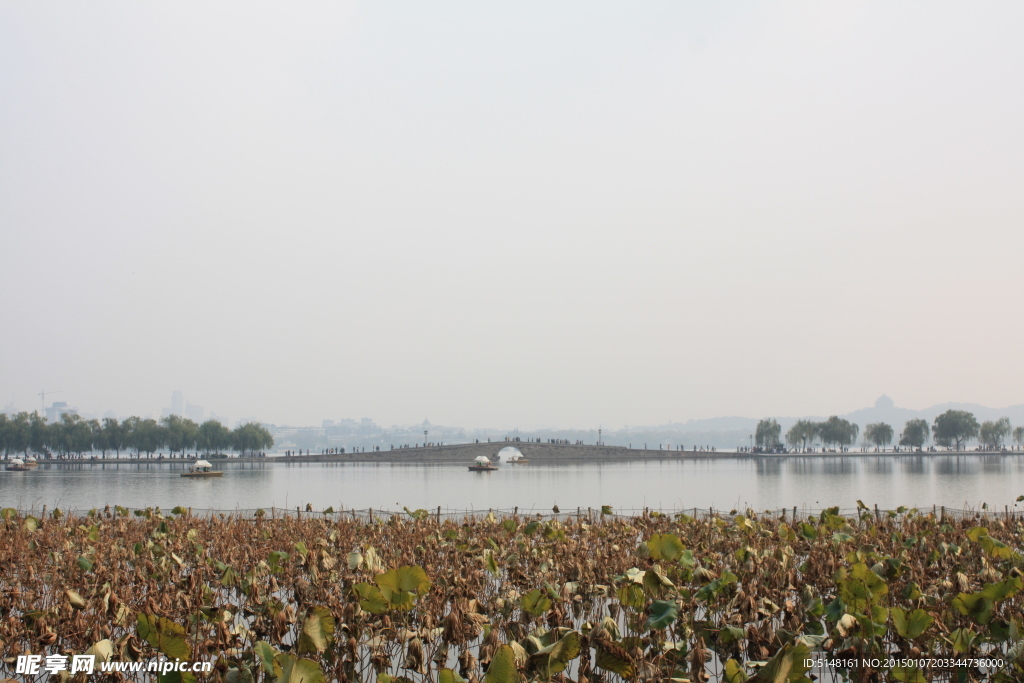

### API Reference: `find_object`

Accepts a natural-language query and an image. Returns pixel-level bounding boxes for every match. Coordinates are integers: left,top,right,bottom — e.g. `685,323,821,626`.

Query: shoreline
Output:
8,444,1022,466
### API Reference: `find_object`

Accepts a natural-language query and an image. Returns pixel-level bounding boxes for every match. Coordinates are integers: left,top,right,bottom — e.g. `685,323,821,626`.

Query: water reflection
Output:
935,457,977,476
754,459,783,477
0,454,1022,513
903,456,927,476
868,458,893,476
981,455,1006,472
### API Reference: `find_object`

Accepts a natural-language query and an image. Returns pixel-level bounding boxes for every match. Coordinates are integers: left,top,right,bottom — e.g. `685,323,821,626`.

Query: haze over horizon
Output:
8,392,1024,436
3,2,1023,428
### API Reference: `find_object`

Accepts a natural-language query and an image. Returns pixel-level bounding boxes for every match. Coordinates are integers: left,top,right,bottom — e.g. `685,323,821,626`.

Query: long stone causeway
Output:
276,441,681,463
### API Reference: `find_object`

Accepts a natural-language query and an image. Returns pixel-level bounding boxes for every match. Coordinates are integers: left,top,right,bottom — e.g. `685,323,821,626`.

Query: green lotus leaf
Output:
949,628,978,653
354,583,388,614
988,619,1019,642
529,630,581,677
719,625,746,646
376,565,431,595
137,613,190,661
438,670,468,683
980,535,1016,560
748,642,810,682
253,642,277,674
274,654,325,683
548,630,580,663
642,568,673,597
979,576,1022,601
521,589,552,617
483,549,500,576
484,644,519,683
891,607,933,639
645,600,679,631
617,583,646,610
724,659,748,683
952,592,995,625
646,533,684,562
595,641,635,679
267,551,289,574
297,606,335,654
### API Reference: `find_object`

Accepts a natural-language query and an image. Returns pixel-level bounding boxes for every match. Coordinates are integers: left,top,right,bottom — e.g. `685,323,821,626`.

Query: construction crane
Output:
38,389,62,412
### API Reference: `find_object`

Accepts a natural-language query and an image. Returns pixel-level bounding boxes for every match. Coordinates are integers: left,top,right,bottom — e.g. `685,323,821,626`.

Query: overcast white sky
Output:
2,2,1023,428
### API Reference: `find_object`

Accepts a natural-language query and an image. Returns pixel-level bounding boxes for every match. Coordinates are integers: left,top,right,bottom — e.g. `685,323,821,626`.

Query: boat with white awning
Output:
181,459,222,478
468,455,498,472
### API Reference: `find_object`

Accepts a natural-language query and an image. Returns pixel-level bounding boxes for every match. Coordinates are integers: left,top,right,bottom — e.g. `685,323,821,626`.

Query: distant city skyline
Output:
7,392,1024,442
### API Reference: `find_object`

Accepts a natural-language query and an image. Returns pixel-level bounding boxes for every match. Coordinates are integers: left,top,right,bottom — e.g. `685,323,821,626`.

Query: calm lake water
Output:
2,454,1023,514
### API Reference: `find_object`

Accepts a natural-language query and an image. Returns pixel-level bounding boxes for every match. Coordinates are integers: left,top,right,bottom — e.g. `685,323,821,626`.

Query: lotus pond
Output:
0,505,1022,682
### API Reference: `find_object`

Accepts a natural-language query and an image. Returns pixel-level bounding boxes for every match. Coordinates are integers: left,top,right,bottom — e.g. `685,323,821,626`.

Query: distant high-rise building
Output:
185,402,204,422
171,390,185,416
45,401,77,422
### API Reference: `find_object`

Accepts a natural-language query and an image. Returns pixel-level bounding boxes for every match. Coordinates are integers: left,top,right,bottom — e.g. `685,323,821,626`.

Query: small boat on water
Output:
506,453,529,464
6,458,31,472
181,459,222,478
468,455,499,472
24,456,39,467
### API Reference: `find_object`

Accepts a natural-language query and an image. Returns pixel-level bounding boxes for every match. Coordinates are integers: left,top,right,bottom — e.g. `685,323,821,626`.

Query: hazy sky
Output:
3,2,1023,428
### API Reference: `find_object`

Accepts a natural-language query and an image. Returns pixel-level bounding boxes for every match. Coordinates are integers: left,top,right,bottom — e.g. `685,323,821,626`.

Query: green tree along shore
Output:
0,413,273,459
762,410,1024,453
2,408,1022,459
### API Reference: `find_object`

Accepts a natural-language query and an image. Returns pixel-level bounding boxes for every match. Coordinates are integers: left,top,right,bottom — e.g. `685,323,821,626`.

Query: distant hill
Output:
839,397,1024,436
277,397,1024,452
608,395,1024,448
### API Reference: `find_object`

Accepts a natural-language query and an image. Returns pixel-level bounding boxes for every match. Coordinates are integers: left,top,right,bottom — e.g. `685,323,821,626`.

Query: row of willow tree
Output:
0,412,274,458
755,409,1024,452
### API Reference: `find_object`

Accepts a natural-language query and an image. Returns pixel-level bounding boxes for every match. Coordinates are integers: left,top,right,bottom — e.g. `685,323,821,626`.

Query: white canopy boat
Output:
468,455,498,472
181,459,222,478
